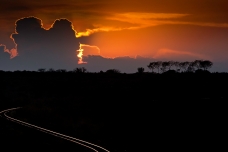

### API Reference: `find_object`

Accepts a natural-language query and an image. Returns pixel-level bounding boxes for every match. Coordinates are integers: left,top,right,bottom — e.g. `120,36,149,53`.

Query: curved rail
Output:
0,107,110,152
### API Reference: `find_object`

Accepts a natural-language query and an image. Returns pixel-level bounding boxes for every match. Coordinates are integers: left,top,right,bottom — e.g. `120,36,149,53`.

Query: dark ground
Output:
0,71,227,151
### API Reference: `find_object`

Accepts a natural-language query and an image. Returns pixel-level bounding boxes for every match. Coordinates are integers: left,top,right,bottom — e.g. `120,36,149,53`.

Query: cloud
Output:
0,45,9,59
153,48,210,61
1,16,95,70
121,12,228,33
79,48,211,73
77,43,87,64
1,0,228,45
81,55,153,73
80,44,100,56
76,12,228,37
76,13,189,37
0,44,18,59
0,45,16,70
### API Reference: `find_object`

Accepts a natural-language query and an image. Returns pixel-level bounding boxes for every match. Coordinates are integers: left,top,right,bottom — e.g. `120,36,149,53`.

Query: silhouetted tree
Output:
38,68,46,72
200,60,213,71
168,61,175,70
192,60,202,70
154,61,162,73
56,69,67,73
147,62,156,73
73,67,87,73
187,62,195,72
173,61,180,72
137,67,145,73
161,62,169,73
148,60,213,73
47,68,55,72
106,69,121,74
81,67,87,73
179,62,190,72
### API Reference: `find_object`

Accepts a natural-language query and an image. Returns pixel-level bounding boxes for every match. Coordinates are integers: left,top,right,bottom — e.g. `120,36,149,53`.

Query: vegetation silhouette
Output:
0,59,225,152
56,69,67,73
47,68,55,72
200,60,213,71
38,68,46,72
147,62,155,73
105,69,121,74
161,61,169,73
73,67,87,73
147,60,213,73
137,67,145,73
147,61,162,73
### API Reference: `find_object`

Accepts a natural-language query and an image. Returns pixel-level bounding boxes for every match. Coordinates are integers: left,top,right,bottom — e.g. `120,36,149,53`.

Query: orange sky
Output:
1,0,228,71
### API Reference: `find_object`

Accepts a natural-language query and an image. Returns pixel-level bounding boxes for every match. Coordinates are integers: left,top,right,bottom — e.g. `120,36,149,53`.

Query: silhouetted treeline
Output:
0,67,120,74
0,68,226,152
147,60,213,73
0,60,214,75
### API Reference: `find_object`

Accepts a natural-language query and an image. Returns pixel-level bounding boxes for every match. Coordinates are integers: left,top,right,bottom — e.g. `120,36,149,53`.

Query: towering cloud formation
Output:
3,17,92,70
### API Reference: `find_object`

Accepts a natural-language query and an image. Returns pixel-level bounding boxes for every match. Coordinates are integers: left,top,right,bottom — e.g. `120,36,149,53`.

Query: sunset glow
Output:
1,2,228,152
77,43,87,64
0,0,228,72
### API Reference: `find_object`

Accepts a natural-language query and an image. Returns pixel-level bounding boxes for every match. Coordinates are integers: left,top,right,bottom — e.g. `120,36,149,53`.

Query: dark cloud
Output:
82,55,153,73
7,17,87,70
1,16,155,72
0,46,12,70
0,46,7,59
79,55,227,73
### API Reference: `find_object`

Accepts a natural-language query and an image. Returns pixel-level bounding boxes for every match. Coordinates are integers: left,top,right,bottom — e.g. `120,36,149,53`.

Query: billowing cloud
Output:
1,17,96,70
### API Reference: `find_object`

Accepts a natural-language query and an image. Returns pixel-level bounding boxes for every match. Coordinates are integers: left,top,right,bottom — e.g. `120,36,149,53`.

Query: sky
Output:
0,0,228,72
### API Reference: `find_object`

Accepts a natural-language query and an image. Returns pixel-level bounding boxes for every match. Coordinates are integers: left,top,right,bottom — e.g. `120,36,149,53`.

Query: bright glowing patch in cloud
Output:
77,43,87,64
0,44,18,59
77,43,101,64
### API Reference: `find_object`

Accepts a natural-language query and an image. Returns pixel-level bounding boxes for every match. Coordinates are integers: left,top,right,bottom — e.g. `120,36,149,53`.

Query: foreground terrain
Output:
0,71,227,151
